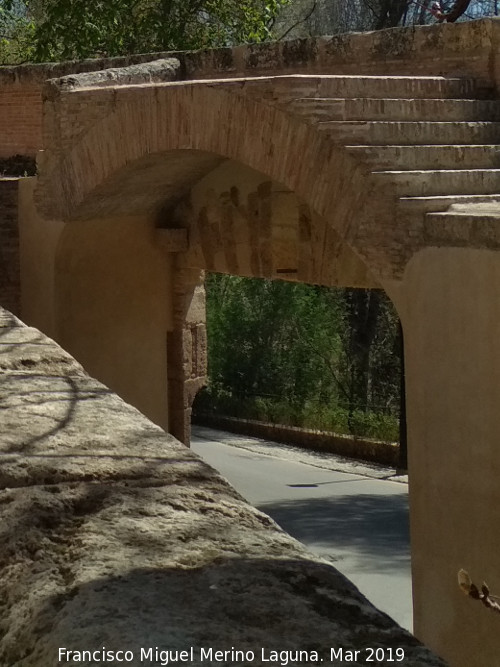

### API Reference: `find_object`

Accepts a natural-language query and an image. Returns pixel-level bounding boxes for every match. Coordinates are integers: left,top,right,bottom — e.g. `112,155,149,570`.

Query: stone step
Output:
240,75,487,102
425,208,500,247
443,202,500,214
347,144,500,170
373,168,500,197
398,194,500,214
286,98,500,122
316,121,500,145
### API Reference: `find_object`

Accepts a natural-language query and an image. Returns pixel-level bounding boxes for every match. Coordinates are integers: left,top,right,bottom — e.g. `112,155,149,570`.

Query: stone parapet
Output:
44,57,182,94
194,413,400,467
3,18,500,159
0,307,445,665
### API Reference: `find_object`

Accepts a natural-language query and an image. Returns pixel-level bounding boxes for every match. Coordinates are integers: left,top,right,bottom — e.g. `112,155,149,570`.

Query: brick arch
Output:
36,82,384,280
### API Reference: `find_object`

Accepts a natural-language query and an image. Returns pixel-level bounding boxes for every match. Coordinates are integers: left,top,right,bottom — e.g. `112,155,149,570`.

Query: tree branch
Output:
277,0,318,40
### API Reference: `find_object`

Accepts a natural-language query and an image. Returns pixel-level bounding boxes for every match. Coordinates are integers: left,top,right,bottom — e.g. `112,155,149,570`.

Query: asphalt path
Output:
191,425,412,632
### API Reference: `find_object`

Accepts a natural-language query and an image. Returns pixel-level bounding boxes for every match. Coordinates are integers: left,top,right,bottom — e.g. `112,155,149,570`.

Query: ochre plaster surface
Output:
18,178,64,337
55,216,173,430
393,247,500,667
19,179,173,429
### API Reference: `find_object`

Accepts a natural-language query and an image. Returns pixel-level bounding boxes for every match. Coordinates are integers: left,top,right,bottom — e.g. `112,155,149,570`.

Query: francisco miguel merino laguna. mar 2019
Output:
58,646,406,664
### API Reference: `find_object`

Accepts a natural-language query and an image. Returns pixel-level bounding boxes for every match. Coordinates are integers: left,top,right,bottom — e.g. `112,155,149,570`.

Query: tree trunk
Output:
375,0,410,28
344,289,381,427
397,320,408,470
418,0,431,24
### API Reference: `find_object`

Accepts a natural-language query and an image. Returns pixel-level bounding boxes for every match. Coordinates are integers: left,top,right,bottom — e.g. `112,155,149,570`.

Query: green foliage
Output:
14,0,289,62
0,1,34,63
200,274,401,442
206,274,345,405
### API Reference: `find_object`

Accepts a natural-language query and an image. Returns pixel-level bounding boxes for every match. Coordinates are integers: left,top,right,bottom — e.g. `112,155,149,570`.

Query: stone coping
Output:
0,307,445,665
1,17,500,87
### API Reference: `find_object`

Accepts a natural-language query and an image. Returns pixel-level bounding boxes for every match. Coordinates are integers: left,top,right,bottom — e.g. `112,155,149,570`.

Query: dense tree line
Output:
2,0,498,63
0,0,288,62
196,275,401,442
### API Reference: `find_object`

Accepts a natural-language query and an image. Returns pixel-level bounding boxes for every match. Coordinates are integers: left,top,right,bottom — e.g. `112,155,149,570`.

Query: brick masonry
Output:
0,85,42,159
0,56,183,159
2,18,500,160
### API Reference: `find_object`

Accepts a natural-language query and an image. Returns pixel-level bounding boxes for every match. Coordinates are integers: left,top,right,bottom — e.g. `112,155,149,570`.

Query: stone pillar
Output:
167,258,207,445
395,247,500,667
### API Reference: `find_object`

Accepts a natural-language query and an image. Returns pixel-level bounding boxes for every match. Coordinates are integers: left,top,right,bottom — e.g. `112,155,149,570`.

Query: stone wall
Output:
194,413,400,467
0,307,445,666
167,260,208,445
2,18,500,159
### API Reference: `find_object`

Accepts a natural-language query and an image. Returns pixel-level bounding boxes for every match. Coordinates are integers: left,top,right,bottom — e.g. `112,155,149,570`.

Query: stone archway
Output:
36,78,401,283
36,77,401,448
163,158,385,444
26,67,500,666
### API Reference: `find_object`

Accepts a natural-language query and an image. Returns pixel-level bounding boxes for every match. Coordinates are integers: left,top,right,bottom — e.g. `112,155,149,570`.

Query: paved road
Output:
191,425,412,632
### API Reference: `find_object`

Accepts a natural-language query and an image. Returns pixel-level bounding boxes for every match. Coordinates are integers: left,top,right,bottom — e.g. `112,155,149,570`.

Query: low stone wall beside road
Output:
194,413,399,467
0,307,443,666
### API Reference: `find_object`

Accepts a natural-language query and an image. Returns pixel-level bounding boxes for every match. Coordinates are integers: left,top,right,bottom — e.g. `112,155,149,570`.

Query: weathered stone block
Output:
0,307,445,666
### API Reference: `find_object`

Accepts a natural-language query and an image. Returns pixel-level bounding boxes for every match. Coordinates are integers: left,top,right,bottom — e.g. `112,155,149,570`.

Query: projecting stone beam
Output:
0,308,445,666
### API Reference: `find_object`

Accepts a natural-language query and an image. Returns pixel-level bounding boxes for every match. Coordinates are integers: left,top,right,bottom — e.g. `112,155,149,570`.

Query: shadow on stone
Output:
1,559,445,666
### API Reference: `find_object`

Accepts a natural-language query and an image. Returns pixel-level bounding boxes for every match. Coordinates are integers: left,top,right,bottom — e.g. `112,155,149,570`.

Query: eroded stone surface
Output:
0,308,446,666
51,58,182,92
